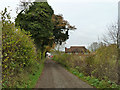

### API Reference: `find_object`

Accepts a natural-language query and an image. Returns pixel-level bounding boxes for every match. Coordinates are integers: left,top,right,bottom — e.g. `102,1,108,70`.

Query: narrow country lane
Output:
35,59,94,88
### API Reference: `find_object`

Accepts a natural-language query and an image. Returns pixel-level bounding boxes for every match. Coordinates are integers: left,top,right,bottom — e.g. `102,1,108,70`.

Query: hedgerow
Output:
2,8,42,88
52,44,119,89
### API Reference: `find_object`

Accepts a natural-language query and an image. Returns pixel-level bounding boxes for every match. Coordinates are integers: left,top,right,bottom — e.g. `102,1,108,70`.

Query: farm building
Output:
65,46,89,54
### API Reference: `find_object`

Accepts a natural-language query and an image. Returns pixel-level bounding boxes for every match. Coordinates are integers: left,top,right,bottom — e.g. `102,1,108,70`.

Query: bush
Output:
52,44,118,88
2,9,42,87
93,44,117,82
53,52,72,69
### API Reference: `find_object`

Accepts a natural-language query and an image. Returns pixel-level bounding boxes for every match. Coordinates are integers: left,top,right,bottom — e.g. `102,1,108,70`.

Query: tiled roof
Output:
70,46,85,48
65,46,88,53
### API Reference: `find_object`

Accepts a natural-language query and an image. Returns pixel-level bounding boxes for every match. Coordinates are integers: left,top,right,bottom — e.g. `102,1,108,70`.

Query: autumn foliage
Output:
2,8,41,87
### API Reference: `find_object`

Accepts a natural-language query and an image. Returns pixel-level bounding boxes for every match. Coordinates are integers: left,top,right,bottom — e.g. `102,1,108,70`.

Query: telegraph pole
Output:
117,1,120,84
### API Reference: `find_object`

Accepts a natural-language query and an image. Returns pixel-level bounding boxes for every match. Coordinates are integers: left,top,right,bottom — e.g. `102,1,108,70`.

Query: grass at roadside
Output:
52,55,120,89
21,60,45,88
68,68,120,89
59,62,120,89
27,61,44,88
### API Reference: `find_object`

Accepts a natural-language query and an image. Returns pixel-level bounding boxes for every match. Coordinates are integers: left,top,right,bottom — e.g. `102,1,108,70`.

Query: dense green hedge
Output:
2,15,42,87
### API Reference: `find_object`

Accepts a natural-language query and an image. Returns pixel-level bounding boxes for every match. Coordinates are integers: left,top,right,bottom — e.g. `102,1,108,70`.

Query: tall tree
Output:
15,1,76,56
52,14,76,45
15,2,54,56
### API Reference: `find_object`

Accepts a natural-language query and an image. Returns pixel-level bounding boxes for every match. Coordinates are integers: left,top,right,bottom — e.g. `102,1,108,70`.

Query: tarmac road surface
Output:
35,59,93,88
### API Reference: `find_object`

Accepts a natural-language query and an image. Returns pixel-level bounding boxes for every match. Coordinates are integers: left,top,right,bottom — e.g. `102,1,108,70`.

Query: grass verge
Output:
68,68,120,89
52,59,120,89
27,62,44,88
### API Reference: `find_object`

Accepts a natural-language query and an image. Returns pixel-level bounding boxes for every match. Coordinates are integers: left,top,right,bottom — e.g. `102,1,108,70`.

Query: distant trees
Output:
88,42,99,52
88,42,105,52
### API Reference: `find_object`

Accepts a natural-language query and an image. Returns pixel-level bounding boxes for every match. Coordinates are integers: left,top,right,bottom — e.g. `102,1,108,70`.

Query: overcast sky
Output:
0,0,119,50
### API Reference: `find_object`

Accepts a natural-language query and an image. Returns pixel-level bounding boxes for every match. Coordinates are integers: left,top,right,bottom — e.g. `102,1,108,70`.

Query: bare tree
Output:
103,22,120,84
103,23,118,45
88,42,105,52
16,0,33,14
88,42,99,52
